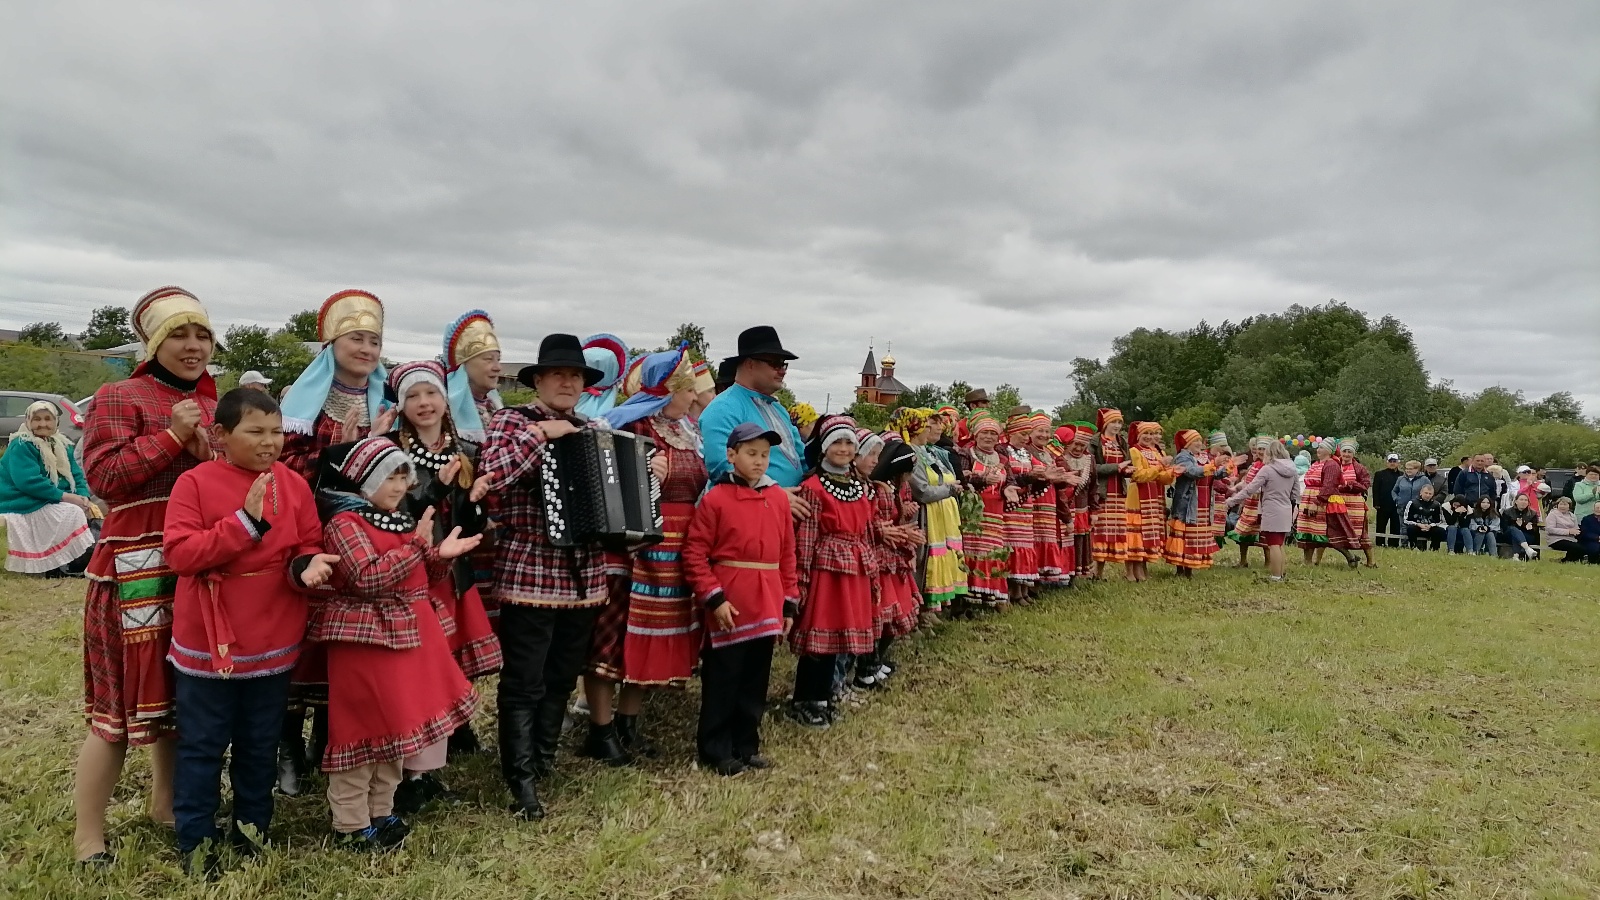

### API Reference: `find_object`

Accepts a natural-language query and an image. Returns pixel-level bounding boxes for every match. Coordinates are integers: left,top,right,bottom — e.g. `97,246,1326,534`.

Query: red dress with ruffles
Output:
870,482,922,639
791,475,877,657
81,369,218,746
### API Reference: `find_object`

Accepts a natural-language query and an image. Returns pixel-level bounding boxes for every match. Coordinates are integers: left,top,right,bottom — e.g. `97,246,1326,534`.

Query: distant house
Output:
499,364,535,393
855,346,906,406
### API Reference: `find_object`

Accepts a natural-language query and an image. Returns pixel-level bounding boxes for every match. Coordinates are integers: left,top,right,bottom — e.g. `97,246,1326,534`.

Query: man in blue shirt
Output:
698,326,807,498
1453,454,1498,506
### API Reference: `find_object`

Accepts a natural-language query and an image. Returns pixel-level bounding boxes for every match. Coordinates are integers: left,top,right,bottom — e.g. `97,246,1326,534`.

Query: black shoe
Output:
700,757,747,777
741,754,774,770
851,671,885,691
76,851,114,869
614,713,659,759
578,721,634,767
447,722,483,759
532,696,570,778
507,778,546,820
181,847,221,881
334,826,384,852
370,815,410,848
393,776,430,817
784,702,831,730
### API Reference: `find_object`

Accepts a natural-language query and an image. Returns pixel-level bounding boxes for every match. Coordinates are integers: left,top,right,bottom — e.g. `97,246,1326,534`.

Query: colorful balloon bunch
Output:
1282,434,1325,451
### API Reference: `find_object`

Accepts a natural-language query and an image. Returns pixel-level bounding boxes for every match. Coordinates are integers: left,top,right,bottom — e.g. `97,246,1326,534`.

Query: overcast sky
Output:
3,2,1596,413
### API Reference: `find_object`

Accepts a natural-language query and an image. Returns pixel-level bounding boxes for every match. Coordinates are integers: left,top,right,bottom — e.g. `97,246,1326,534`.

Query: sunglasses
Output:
753,357,790,370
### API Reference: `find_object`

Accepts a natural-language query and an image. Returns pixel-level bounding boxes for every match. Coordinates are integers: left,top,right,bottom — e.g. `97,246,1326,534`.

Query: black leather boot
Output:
614,713,659,759
532,696,570,779
499,706,545,820
578,721,634,767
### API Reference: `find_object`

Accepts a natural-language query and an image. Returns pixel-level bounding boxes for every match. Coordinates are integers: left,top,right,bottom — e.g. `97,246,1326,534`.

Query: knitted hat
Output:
132,286,211,357
968,409,1002,436
856,426,885,460
1134,421,1163,440
1338,437,1359,452
388,360,448,405
318,290,384,344
816,414,859,452
1073,420,1098,437
1095,407,1123,431
691,360,714,394
337,436,415,498
1207,430,1228,448
443,310,499,371
1004,412,1034,440
1175,429,1202,451
789,402,820,429
1055,425,1077,445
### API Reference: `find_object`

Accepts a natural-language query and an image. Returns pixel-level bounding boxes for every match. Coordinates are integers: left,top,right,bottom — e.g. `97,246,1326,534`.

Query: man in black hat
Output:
698,326,808,496
478,333,607,821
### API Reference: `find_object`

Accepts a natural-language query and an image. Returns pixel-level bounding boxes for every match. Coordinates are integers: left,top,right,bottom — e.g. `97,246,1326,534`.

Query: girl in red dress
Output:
581,347,709,764
73,287,218,865
865,438,924,687
788,416,877,729
310,438,480,851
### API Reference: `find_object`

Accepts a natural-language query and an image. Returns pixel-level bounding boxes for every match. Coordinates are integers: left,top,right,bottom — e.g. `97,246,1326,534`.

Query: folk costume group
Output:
63,287,1376,875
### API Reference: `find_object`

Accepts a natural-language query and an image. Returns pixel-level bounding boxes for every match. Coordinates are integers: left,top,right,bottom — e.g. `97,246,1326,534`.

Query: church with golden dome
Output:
855,344,907,406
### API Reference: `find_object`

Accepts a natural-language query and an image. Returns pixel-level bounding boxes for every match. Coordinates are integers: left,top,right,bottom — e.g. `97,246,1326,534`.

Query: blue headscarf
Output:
447,368,500,441
281,345,388,435
598,346,688,431
574,333,629,419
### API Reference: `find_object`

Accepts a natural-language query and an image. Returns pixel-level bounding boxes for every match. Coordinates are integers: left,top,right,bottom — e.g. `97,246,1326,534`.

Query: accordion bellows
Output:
540,429,664,551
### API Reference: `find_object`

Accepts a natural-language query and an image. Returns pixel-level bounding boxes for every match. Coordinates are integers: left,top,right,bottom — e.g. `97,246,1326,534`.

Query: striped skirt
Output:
1324,494,1371,551
1124,486,1168,563
1090,491,1131,564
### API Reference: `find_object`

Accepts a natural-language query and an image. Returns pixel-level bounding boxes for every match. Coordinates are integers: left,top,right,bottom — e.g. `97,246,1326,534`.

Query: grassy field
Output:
4,547,1600,899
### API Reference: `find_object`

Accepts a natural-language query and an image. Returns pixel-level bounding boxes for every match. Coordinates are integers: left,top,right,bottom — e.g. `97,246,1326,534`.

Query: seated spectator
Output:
1402,484,1445,551
1443,497,1472,554
1545,497,1584,562
0,401,98,577
1465,497,1500,556
1575,465,1600,520
1499,494,1541,561
1580,507,1600,564
1423,458,1447,498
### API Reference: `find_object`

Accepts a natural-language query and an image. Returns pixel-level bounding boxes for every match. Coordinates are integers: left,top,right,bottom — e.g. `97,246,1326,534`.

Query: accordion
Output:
539,427,664,551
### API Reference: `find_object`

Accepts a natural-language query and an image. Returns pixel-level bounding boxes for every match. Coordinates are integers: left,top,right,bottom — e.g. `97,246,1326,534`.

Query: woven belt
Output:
713,560,778,570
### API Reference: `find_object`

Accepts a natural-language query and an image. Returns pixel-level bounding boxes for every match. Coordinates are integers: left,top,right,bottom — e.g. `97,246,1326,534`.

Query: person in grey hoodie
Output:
1225,439,1302,582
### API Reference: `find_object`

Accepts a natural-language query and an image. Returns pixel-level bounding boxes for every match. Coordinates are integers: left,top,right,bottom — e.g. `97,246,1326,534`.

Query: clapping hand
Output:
299,553,341,588
371,405,398,437
244,473,273,520
339,406,364,443
437,526,483,560
469,475,492,502
415,507,437,544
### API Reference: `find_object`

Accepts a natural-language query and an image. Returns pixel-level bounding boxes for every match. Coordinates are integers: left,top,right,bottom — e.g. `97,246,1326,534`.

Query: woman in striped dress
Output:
1090,408,1132,578
581,347,708,763
1228,438,1270,568
1163,429,1222,576
1295,439,1334,564
1124,422,1177,582
959,411,1015,605
1002,412,1042,601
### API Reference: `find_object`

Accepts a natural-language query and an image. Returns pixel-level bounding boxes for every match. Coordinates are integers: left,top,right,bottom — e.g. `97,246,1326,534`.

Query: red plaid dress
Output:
480,406,608,607
315,513,476,772
791,475,877,657
870,482,922,638
1028,447,1068,585
958,448,1010,602
81,370,218,745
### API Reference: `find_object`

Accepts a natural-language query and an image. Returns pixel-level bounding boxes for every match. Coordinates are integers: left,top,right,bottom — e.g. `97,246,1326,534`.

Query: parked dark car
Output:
0,391,85,447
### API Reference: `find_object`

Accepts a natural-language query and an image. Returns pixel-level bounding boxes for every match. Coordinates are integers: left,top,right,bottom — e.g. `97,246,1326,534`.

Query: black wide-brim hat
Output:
518,333,605,388
730,325,798,363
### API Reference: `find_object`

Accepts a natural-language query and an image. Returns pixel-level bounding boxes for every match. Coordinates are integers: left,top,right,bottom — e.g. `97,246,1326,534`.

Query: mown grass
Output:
3,548,1600,898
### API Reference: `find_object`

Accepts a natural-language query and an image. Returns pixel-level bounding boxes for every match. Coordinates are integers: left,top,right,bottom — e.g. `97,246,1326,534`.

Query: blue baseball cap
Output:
727,422,783,448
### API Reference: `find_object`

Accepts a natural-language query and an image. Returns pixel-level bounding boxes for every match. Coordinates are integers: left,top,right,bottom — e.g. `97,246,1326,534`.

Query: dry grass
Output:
4,548,1600,898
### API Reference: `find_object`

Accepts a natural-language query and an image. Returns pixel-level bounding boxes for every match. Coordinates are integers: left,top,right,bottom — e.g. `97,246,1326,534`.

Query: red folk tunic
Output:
959,448,1010,602
1059,449,1095,578
1228,460,1266,545
1295,458,1329,548
313,513,476,772
589,417,709,686
869,482,922,639
81,370,218,745
1027,446,1068,585
1125,445,1176,563
1003,446,1040,582
791,475,877,657
1091,436,1131,564
164,460,323,679
682,479,799,650
1323,460,1373,550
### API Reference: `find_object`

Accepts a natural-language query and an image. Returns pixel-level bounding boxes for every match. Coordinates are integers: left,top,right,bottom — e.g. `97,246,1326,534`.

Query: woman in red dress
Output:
787,416,877,729
1002,412,1041,601
1124,422,1177,582
1058,425,1096,580
858,431,919,688
958,411,1014,605
1089,408,1133,577
580,347,709,763
73,287,218,865
1228,438,1270,568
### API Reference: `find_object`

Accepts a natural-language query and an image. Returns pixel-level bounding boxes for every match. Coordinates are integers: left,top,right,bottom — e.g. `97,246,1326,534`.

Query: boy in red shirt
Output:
682,423,798,776
164,389,337,877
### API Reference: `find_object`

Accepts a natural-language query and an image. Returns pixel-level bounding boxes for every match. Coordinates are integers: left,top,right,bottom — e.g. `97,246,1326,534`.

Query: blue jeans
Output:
174,671,291,853
1468,531,1497,556
1503,525,1534,557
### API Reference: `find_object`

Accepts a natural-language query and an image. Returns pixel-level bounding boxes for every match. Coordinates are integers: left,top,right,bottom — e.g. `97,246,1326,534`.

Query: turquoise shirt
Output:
697,385,806,487
0,439,88,516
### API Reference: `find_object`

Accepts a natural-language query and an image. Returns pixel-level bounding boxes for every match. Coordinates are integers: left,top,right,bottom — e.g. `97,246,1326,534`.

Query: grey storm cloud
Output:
2,1,1596,412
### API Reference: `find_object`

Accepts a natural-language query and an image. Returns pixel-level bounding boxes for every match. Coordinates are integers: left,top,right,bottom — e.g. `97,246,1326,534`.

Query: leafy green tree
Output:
991,384,1023,417
80,306,136,350
1457,423,1600,470
1420,381,1468,427
1052,399,1097,426
944,381,974,410
214,325,314,387
659,323,710,362
893,383,946,411
773,386,797,408
1391,426,1478,466
0,344,121,397
1530,391,1585,424
1460,386,1529,432
1219,405,1252,448
845,400,890,431
1254,402,1308,440
18,322,71,348
282,310,319,342
1326,339,1429,446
